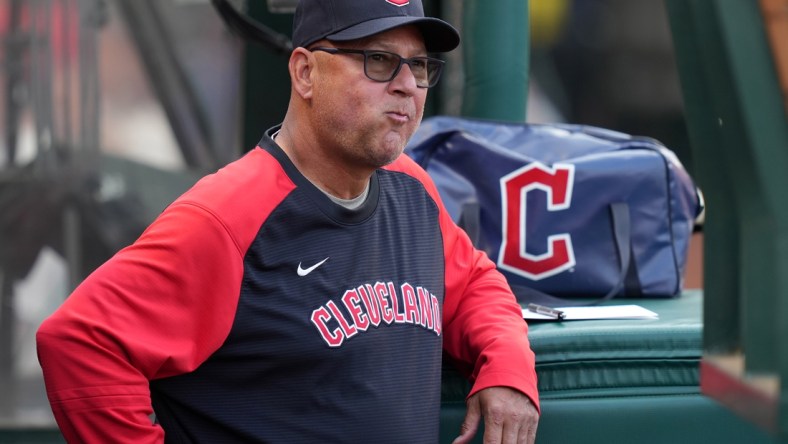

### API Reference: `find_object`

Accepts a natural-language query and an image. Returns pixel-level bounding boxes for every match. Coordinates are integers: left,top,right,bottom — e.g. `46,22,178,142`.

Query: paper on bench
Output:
522,304,659,321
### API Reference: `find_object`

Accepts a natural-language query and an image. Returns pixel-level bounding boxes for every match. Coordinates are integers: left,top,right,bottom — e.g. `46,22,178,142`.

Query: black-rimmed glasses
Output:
309,47,445,89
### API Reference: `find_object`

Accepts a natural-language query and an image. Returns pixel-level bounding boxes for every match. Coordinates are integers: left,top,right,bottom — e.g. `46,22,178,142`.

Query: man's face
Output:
309,25,429,171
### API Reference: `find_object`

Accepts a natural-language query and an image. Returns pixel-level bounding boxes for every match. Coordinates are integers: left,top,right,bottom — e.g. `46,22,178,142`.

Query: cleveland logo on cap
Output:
386,0,410,6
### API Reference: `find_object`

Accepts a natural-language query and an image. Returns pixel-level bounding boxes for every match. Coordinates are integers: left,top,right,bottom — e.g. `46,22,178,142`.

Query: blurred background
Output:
0,0,694,432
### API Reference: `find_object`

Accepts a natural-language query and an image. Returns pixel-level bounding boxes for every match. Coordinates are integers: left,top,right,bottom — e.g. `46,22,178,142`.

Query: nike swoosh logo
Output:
297,257,329,277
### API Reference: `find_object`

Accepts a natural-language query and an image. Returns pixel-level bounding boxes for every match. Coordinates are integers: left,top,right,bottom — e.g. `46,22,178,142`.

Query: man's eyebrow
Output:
368,46,429,58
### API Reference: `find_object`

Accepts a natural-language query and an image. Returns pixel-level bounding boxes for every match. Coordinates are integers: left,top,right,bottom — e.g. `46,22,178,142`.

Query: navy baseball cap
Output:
292,0,460,53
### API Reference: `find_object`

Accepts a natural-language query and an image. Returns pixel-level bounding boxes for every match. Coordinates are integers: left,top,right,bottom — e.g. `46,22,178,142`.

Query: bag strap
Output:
509,202,633,307
458,202,481,246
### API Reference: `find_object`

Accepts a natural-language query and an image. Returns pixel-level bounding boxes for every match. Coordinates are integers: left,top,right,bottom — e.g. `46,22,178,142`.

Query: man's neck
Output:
274,123,373,200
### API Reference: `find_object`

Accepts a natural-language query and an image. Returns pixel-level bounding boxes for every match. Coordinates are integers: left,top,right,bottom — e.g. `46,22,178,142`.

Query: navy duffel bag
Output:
406,116,703,302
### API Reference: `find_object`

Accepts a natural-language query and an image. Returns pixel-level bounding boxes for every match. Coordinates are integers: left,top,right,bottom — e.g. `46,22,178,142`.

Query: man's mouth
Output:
386,111,411,123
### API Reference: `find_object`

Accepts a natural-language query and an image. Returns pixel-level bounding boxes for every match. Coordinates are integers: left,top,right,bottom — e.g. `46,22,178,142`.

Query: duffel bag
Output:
406,116,703,303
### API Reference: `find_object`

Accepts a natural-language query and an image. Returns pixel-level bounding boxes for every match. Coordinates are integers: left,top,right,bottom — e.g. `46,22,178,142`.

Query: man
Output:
36,0,540,442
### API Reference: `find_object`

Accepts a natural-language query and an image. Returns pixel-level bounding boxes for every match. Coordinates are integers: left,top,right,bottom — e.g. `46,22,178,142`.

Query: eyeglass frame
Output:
308,47,445,89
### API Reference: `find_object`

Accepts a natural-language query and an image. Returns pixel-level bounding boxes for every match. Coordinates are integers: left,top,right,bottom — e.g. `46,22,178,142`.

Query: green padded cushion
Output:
441,291,704,403
528,290,703,398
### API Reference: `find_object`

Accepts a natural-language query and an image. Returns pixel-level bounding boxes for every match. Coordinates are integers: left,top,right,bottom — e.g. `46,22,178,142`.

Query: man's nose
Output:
388,62,420,93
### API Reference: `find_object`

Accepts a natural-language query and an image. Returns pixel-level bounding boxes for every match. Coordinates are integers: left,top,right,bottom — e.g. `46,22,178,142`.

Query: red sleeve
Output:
440,215,540,412
36,149,292,442
388,155,540,412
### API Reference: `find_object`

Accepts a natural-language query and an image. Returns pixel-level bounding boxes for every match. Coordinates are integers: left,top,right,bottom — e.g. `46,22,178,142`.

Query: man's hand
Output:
452,386,539,444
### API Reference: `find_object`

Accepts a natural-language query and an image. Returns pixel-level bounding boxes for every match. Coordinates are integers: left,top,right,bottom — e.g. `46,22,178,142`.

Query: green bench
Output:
440,290,777,443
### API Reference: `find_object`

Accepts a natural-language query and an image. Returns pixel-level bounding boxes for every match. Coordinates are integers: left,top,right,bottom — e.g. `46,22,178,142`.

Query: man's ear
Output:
289,48,315,100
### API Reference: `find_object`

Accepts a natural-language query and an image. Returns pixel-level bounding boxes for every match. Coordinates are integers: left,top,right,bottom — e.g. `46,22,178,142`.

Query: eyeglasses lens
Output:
364,52,441,88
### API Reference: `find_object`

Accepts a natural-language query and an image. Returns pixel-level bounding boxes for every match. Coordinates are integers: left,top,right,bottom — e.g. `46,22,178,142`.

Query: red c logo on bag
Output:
386,0,410,5
498,163,576,280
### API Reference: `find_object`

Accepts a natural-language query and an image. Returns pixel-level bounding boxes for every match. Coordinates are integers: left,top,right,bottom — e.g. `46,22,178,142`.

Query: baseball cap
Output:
292,0,460,53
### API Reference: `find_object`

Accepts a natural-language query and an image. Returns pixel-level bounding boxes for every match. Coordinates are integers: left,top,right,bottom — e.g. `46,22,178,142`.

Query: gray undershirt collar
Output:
272,129,370,210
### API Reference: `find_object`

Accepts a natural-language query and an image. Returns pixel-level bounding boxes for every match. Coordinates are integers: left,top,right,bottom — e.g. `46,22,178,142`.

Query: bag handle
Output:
508,202,632,307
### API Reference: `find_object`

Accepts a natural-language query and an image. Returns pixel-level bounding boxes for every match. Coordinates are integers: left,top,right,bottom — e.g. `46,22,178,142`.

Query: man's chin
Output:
372,150,404,169
364,143,405,169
